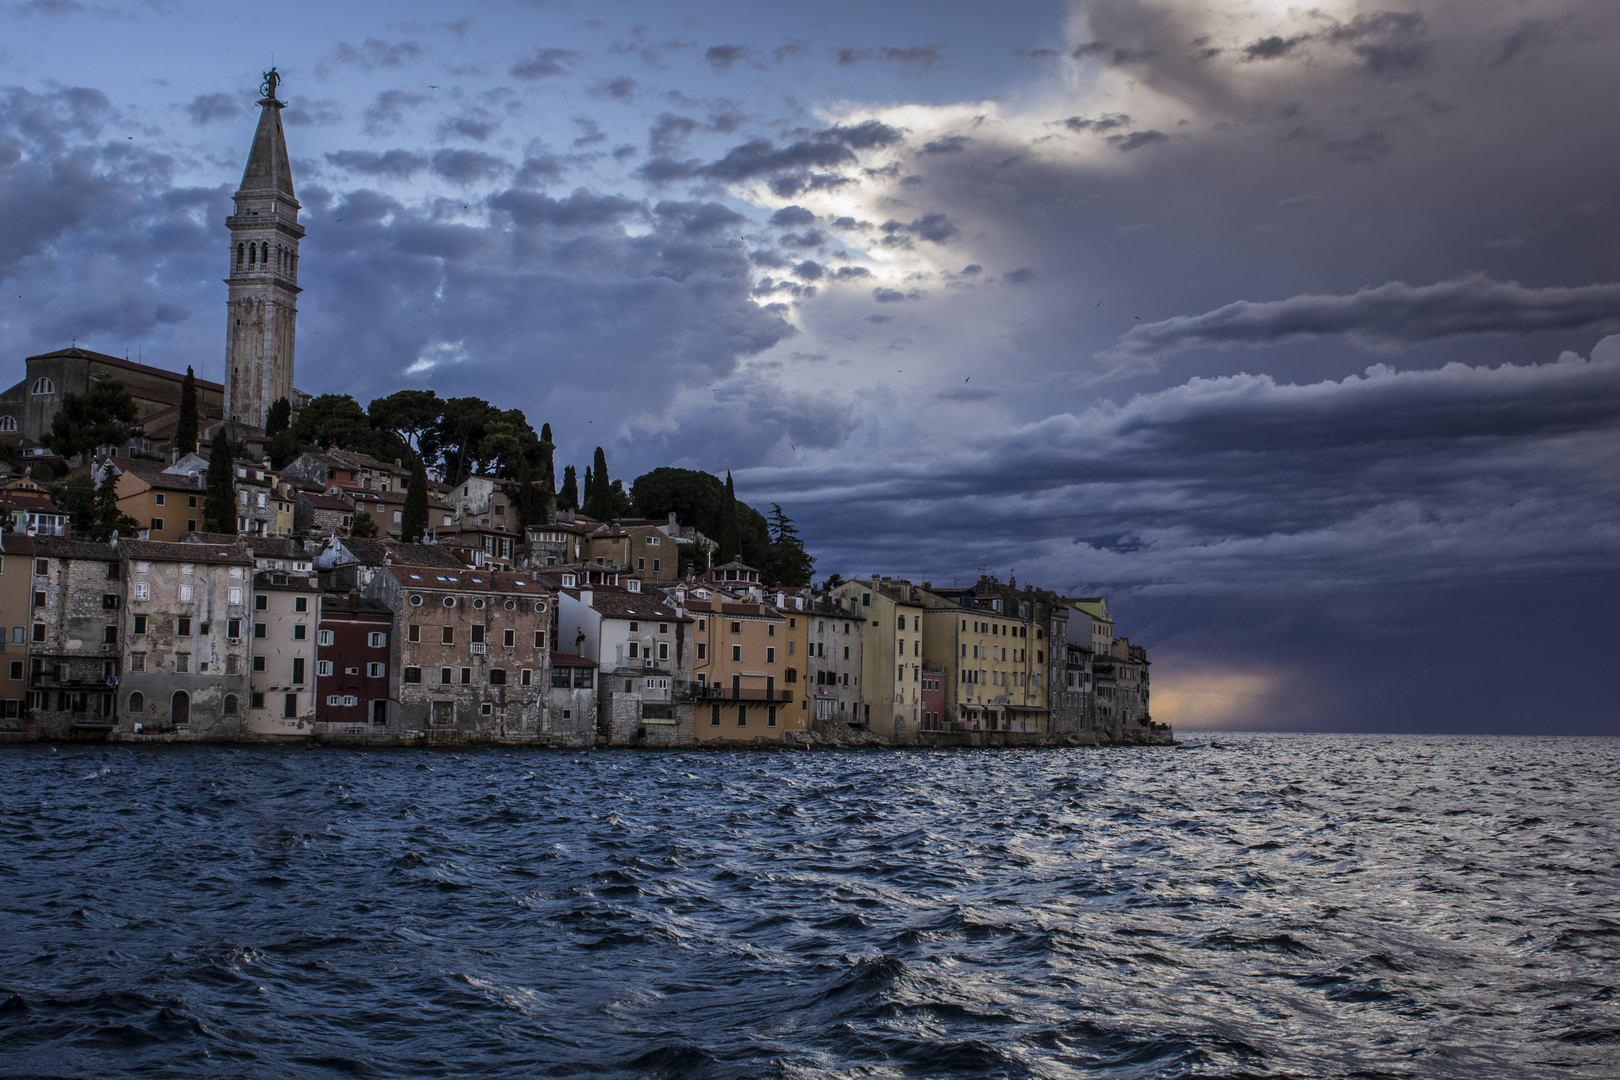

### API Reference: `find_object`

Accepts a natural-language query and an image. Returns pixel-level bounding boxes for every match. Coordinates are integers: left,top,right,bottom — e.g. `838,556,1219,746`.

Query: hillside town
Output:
0,71,1168,749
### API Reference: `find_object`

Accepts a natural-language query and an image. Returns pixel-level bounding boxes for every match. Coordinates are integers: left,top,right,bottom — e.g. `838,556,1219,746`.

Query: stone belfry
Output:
224,67,302,432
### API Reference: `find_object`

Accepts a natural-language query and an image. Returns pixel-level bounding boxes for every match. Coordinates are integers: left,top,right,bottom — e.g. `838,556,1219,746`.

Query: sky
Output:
1,0,1617,734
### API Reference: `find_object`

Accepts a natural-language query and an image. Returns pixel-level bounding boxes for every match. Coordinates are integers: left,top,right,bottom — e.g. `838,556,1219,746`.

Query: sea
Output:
0,735,1615,1079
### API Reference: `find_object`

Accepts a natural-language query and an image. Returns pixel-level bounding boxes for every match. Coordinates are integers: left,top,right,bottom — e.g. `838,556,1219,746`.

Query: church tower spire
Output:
224,67,302,432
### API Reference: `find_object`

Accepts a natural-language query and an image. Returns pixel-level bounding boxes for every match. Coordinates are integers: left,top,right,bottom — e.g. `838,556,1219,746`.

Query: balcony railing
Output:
470,643,487,655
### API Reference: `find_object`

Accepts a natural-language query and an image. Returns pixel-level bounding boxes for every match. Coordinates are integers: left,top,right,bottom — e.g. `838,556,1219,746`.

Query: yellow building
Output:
114,461,204,542
921,582,1048,731
685,593,805,741
831,576,925,743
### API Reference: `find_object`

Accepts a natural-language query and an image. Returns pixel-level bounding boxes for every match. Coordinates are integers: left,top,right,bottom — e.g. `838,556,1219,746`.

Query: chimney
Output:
348,587,360,611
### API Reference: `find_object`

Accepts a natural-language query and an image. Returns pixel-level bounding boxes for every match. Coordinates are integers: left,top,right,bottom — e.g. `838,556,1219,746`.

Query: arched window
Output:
0,416,14,432
30,378,54,395
223,694,238,715
237,242,245,268
248,243,255,266
171,690,190,726
261,242,269,265
128,691,144,713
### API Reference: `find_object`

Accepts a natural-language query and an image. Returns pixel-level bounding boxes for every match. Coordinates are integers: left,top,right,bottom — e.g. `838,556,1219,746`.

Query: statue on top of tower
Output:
259,67,281,105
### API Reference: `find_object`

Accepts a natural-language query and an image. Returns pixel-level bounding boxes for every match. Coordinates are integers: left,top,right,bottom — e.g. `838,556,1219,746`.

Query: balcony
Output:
470,643,487,655
700,685,792,703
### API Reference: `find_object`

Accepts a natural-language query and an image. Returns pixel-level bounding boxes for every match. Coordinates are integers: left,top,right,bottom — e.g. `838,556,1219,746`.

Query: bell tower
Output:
224,67,302,432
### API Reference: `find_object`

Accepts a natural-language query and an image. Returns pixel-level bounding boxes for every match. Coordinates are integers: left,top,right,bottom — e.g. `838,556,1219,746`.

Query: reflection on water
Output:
1,735,1616,1078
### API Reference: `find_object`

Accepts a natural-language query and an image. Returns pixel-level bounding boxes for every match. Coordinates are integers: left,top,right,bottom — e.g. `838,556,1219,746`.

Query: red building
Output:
317,590,394,728
921,665,946,731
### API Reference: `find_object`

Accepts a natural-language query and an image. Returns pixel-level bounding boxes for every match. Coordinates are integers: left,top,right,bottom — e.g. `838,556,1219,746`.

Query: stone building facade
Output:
27,539,122,738
117,539,254,737
805,594,864,728
366,565,553,742
831,577,925,743
555,585,694,746
545,650,598,741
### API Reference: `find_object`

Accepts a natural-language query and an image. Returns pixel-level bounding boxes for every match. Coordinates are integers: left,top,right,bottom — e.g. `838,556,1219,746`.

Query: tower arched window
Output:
30,378,54,395
0,416,14,432
237,243,245,268
248,243,255,266
261,242,269,265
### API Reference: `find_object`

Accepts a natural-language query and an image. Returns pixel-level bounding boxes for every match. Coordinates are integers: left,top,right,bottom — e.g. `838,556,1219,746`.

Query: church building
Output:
0,69,307,454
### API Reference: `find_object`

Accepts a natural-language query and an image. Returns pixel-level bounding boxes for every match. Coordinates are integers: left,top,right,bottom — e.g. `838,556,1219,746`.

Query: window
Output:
316,660,333,677
189,496,198,509
711,704,721,726
255,595,268,610
228,587,242,605
250,692,265,709
737,705,747,727
731,644,741,661
459,668,471,685
551,666,571,687
177,617,192,637
254,623,267,639
32,591,44,608
31,624,44,643
534,631,545,649
440,668,452,685
103,624,117,645
404,667,422,684
407,625,420,643
294,597,308,613
768,624,776,637
503,629,515,648
31,377,54,395
283,694,298,719
696,643,707,660
367,631,387,647
367,662,385,678
178,584,193,603
128,691,144,713
520,669,532,687
768,705,778,727
638,558,645,571
766,647,775,664
785,667,796,683
442,626,455,644
574,668,592,688
292,625,306,640
489,669,506,685
730,621,741,634
0,416,12,432
175,654,190,673
314,629,331,646
253,655,266,672
470,624,485,645
129,652,146,673
133,614,148,635
223,695,238,716
7,661,19,680
102,593,120,610
291,658,305,684
629,642,639,658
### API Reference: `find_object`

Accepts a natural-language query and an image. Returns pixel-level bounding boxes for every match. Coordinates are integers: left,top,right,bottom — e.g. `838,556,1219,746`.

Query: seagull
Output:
1094,301,1102,307
964,376,970,382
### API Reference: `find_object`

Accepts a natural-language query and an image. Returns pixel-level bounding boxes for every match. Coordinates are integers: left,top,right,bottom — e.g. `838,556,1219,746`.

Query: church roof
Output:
239,101,296,200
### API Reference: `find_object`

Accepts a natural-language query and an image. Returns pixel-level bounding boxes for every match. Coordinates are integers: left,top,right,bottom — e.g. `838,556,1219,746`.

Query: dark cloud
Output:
1242,35,1309,61
1004,267,1035,286
362,89,427,136
834,44,948,72
1105,275,1620,363
1109,130,1169,151
429,149,509,185
439,107,500,142
325,149,429,179
873,288,908,303
922,135,970,154
1063,114,1130,133
880,213,959,245
571,118,607,147
773,39,812,63
185,93,242,125
510,47,580,79
1326,11,1433,80
590,77,637,101
653,200,745,234
282,98,344,127
704,45,759,72
648,113,700,154
323,38,424,74
769,205,815,227
490,187,641,228
514,154,564,187
701,137,855,182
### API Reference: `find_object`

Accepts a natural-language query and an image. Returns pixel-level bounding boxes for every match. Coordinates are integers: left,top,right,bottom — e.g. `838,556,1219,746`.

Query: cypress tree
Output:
559,464,578,512
538,423,556,495
718,470,740,565
175,367,198,455
91,469,139,542
585,446,610,518
401,458,429,542
265,397,291,438
203,427,236,534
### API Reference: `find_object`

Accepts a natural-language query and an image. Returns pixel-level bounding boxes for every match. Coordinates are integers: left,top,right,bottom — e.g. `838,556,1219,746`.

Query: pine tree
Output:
265,397,291,438
90,469,140,542
401,458,429,542
203,427,236,533
175,367,199,455
717,470,740,565
559,464,579,512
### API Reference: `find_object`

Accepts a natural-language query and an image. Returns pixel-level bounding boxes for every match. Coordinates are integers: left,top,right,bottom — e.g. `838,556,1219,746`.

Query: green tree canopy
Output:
42,379,142,461
88,470,140,542
368,389,443,455
538,423,556,495
582,447,615,519
203,427,236,533
717,471,740,564
292,393,370,450
175,367,199,453
630,467,727,536
350,509,379,537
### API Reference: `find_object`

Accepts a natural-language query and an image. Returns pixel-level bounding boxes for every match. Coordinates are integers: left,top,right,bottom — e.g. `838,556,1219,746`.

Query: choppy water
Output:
1,735,1616,1079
